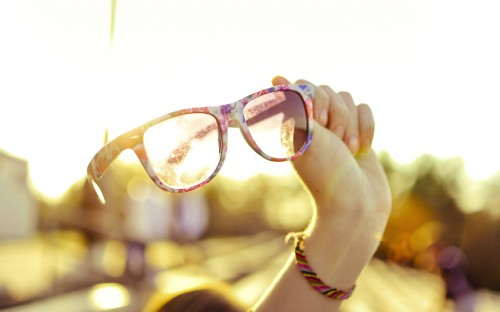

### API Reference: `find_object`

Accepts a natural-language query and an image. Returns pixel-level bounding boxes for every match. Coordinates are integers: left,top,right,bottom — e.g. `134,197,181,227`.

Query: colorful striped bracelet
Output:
293,234,355,300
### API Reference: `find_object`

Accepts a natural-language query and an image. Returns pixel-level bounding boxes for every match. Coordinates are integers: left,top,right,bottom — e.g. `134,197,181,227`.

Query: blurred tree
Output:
377,155,466,264
378,153,500,292
204,174,310,236
479,172,500,217
462,210,500,291
410,155,466,247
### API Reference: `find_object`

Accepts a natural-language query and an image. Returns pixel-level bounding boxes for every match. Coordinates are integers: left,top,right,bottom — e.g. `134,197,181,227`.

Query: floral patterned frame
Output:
87,84,314,203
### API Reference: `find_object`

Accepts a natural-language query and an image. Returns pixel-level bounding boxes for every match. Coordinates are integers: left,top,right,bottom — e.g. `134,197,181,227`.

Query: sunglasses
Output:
87,84,314,203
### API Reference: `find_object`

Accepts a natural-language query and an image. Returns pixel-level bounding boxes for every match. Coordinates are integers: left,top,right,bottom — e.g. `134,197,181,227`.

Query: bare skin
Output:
252,76,392,312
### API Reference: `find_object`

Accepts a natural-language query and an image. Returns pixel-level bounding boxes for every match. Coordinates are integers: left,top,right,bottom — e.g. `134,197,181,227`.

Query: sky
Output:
1,0,499,199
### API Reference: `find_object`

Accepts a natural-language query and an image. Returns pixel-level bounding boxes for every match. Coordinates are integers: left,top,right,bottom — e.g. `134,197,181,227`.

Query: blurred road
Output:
1,232,499,311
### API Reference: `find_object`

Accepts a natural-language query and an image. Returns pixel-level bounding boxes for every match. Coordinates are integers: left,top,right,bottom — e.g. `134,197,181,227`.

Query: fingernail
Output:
360,138,370,153
347,136,359,155
272,76,289,85
319,109,328,126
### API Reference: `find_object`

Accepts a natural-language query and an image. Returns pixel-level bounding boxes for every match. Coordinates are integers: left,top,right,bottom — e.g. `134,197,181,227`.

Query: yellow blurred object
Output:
102,240,126,277
154,269,213,294
127,176,152,202
146,241,185,269
89,283,130,311
409,221,442,254
0,231,87,301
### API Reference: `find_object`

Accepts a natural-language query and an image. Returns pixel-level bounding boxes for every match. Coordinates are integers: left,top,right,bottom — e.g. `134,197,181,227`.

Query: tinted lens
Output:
243,90,308,159
143,113,220,190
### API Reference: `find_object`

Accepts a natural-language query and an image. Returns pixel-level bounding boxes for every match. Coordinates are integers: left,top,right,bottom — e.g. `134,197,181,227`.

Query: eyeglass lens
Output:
143,113,220,190
244,90,308,159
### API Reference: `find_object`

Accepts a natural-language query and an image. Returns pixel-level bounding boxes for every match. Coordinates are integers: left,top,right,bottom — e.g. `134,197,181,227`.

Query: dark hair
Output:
144,284,245,312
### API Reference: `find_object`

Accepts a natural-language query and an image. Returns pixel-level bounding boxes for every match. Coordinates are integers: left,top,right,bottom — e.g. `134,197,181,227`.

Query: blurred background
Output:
1,0,499,311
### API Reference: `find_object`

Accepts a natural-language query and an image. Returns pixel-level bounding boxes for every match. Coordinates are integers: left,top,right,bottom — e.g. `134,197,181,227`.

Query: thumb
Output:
272,76,291,86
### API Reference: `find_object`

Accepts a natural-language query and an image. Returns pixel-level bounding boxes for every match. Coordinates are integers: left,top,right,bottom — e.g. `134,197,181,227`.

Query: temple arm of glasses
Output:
87,129,142,204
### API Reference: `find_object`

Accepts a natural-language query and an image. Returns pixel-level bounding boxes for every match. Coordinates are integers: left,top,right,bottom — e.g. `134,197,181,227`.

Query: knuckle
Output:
337,100,350,116
338,91,352,98
314,87,328,107
295,79,312,86
319,84,334,93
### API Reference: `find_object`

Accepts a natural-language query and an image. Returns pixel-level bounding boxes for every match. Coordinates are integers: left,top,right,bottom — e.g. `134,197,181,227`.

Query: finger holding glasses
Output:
272,75,374,155
271,76,383,212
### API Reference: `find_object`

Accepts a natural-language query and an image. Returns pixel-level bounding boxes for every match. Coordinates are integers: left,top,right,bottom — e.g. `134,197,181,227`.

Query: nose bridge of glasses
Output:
220,103,240,128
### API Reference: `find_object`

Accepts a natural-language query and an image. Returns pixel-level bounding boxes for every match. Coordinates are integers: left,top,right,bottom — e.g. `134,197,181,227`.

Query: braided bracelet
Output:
292,234,355,300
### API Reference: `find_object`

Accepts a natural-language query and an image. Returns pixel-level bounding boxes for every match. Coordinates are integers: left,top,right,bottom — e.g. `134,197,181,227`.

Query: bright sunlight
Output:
1,0,499,200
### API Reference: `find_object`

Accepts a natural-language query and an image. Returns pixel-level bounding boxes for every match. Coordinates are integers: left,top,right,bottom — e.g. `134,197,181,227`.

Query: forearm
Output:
253,207,388,312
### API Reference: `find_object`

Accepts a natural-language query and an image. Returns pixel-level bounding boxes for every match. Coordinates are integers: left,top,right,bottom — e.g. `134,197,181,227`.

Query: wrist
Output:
292,233,356,299
305,210,386,288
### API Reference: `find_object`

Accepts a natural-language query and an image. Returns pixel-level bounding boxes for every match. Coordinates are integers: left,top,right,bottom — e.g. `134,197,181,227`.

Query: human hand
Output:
254,77,392,311
273,76,391,220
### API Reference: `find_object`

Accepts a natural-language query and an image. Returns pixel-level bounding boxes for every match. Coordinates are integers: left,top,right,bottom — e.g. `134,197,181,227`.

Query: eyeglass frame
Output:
87,84,314,204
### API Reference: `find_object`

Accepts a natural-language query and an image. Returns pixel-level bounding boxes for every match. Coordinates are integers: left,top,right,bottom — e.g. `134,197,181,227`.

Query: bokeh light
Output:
89,283,130,311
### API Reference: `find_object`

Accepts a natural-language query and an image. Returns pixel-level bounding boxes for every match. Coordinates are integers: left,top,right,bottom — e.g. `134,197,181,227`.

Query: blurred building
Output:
0,151,37,238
